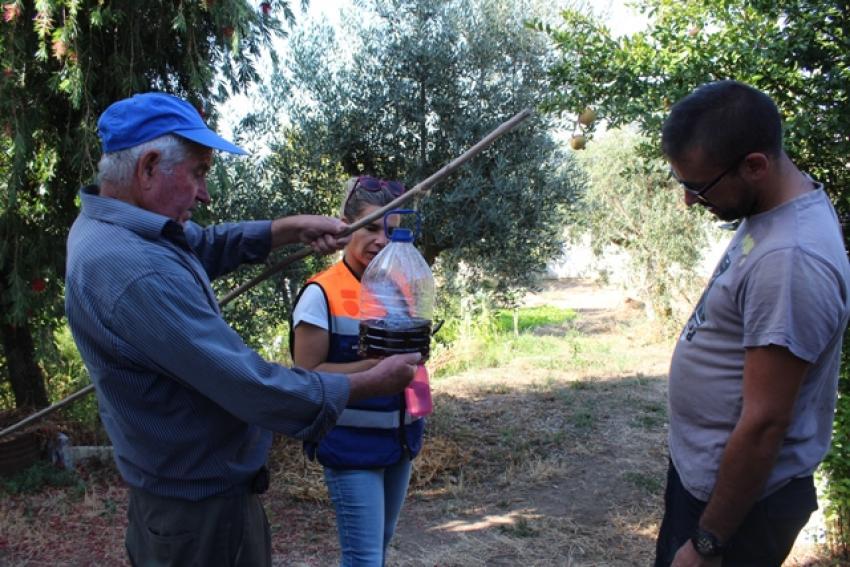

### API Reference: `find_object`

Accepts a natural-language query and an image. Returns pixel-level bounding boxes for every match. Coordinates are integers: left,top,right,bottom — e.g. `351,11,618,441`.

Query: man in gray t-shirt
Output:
655,81,850,566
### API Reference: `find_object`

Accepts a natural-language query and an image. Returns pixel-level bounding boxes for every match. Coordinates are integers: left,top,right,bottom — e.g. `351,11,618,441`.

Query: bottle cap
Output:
391,227,414,242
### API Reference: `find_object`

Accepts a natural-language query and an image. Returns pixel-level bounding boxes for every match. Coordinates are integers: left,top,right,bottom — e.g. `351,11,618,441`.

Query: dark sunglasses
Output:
670,154,747,204
353,175,406,196
341,175,407,215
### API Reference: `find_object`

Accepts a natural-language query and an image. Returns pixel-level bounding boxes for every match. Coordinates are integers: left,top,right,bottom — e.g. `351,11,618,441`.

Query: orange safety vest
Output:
291,260,424,469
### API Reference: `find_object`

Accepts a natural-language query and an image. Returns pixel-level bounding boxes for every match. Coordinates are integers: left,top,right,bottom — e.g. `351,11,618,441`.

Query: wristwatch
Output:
692,527,725,557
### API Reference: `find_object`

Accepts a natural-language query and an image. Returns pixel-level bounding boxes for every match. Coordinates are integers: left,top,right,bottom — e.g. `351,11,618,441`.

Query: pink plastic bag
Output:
405,364,433,417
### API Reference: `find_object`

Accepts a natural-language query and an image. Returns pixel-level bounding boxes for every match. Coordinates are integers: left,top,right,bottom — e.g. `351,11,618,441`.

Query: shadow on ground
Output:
386,371,669,567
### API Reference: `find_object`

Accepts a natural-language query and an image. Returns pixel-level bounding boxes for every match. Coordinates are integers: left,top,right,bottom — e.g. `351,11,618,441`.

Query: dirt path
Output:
0,279,829,565
390,279,822,566
266,278,673,565
387,279,671,566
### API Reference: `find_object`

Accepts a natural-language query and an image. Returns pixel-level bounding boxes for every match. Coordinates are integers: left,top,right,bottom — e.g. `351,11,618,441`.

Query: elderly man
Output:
65,92,419,566
656,80,850,566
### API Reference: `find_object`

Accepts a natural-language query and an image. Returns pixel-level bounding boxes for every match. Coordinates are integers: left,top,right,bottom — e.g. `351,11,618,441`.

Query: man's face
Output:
145,145,213,224
669,148,755,222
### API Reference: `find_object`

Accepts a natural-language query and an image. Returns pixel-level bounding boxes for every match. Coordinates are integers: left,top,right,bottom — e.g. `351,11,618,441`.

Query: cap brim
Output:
174,128,248,155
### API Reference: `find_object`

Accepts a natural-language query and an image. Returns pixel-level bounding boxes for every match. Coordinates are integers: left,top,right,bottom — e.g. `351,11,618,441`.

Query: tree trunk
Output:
1,322,49,409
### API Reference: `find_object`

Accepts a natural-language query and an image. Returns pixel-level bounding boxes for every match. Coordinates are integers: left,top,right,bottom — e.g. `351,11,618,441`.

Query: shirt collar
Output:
79,185,173,240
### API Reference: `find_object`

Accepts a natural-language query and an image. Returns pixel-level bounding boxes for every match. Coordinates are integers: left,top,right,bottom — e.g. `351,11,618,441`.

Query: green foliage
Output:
255,323,294,366
823,327,850,556
541,0,850,550
39,325,99,426
0,0,297,407
202,124,345,347
573,129,710,330
541,0,850,208
432,297,576,378
494,305,576,334
0,461,82,495
1,322,104,438
432,279,498,349
262,0,580,300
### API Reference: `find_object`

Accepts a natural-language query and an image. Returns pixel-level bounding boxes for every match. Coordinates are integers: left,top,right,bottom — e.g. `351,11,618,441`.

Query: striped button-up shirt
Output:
65,186,349,500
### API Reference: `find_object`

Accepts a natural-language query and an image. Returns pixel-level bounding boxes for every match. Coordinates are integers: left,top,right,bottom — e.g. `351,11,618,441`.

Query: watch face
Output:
693,529,721,557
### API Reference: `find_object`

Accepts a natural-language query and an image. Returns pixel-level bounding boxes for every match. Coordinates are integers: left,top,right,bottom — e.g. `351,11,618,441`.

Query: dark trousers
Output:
125,485,271,567
654,461,817,567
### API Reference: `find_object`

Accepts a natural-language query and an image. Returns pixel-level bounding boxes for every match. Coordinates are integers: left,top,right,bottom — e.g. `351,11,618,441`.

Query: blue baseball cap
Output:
97,92,247,155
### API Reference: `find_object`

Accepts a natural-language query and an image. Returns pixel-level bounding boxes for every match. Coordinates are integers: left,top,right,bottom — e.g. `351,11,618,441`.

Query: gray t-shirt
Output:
669,186,850,501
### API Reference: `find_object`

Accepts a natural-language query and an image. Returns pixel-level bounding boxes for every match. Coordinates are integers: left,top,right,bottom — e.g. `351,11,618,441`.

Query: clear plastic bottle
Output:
359,209,434,417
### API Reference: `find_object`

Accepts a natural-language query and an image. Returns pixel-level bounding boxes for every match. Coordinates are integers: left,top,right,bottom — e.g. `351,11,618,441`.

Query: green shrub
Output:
431,294,576,378
46,326,99,428
1,461,82,495
822,328,850,558
0,324,105,442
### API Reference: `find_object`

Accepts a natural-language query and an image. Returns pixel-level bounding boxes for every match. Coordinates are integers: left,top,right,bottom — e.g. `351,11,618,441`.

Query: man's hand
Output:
672,540,721,567
347,353,420,402
271,215,351,253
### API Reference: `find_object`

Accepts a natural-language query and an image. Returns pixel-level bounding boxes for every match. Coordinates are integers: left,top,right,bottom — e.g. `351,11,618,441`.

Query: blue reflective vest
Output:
292,260,424,469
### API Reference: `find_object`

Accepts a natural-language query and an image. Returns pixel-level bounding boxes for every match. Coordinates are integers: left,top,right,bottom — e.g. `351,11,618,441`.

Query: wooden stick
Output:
0,108,534,439
0,384,95,439
219,107,534,306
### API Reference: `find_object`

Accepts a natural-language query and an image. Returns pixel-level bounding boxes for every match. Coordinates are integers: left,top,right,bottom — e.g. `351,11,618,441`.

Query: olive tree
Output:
250,0,581,302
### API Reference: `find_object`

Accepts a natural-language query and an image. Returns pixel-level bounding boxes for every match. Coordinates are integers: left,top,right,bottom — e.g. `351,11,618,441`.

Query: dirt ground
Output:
266,279,829,566
0,278,833,566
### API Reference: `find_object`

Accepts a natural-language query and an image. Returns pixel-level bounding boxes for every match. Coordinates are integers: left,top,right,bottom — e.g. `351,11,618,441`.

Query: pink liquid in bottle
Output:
405,364,433,417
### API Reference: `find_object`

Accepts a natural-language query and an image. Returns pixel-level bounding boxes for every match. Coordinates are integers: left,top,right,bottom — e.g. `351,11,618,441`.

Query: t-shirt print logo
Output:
682,252,732,342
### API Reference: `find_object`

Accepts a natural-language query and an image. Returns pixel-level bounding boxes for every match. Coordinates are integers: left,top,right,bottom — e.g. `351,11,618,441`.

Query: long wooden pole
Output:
220,107,534,306
0,384,96,439
0,108,535,440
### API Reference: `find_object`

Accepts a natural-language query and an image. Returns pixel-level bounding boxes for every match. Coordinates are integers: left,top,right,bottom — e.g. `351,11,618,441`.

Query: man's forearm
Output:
698,418,787,541
347,367,388,402
270,216,303,249
269,215,348,253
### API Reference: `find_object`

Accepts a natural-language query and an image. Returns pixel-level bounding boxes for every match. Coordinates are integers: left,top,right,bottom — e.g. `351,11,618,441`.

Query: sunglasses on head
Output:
353,175,407,197
341,175,407,216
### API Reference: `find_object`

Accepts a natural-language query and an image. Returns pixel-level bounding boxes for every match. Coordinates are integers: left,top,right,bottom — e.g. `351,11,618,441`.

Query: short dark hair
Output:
661,80,783,167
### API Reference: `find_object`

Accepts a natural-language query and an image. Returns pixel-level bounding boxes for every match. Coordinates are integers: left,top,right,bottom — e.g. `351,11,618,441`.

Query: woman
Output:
290,176,425,567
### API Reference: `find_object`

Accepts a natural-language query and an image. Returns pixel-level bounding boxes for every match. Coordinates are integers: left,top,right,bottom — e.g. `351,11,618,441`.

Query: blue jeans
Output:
323,456,412,567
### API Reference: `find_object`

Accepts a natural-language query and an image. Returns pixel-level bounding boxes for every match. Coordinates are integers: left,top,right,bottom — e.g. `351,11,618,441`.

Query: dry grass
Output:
0,457,127,566
0,279,842,565
266,433,468,505
385,316,670,565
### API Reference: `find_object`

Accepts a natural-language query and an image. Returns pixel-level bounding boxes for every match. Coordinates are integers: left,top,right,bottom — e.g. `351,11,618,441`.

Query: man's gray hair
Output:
97,134,190,186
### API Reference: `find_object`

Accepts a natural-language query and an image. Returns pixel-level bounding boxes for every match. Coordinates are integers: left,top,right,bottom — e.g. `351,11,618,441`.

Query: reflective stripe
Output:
336,409,421,429
334,315,360,335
